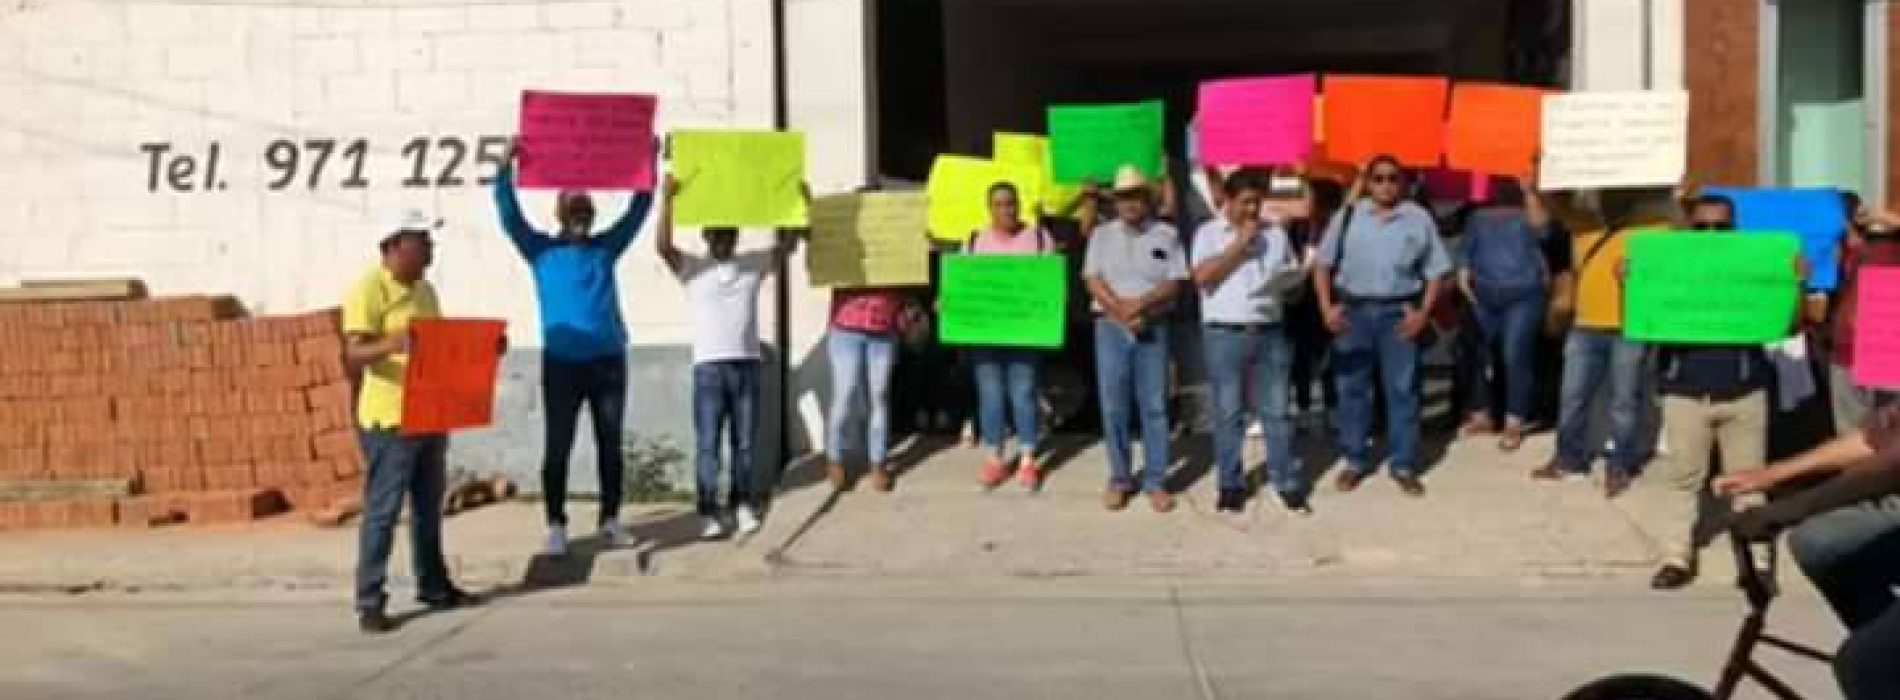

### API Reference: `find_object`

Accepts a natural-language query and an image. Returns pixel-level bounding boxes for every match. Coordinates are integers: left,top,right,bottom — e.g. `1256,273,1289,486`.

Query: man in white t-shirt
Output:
657,174,798,539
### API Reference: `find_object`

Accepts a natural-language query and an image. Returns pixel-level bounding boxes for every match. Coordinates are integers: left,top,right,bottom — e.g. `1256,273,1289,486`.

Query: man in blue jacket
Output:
495,155,654,556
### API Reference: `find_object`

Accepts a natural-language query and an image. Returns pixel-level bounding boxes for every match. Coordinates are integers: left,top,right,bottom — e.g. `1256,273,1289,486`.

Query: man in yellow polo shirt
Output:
344,209,479,634
1532,190,1674,497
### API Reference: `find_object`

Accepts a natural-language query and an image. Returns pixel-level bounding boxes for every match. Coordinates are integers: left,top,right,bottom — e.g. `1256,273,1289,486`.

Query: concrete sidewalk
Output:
0,431,1776,596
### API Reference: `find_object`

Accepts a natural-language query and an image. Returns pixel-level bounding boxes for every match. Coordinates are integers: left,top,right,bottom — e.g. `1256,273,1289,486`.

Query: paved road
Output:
0,581,1844,700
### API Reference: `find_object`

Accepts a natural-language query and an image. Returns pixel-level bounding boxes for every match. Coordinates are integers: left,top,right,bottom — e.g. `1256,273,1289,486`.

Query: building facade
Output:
0,0,1881,492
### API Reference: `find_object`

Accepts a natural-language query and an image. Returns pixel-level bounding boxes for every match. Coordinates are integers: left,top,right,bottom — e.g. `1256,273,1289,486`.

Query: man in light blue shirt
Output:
1312,155,1452,497
1191,170,1312,516
494,156,654,555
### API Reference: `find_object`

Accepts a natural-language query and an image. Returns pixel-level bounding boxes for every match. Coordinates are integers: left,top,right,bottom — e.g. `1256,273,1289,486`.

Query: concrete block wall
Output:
0,0,827,495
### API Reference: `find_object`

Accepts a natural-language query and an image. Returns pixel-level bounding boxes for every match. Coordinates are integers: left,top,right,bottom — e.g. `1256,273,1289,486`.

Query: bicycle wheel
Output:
1562,674,1714,700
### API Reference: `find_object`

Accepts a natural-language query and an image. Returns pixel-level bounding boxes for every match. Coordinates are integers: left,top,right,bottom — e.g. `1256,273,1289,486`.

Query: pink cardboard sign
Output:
517,91,657,191
1196,75,1315,166
1853,266,1900,390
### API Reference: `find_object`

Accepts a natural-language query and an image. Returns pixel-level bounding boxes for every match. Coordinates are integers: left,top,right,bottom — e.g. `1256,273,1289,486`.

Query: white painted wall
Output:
1571,0,1686,90
0,0,873,485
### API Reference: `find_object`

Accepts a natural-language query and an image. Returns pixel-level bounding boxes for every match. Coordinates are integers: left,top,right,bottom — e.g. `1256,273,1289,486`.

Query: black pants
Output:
541,354,627,527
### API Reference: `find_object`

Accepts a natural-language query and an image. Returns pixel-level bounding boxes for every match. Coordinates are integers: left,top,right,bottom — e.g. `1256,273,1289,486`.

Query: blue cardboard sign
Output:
1706,187,1847,291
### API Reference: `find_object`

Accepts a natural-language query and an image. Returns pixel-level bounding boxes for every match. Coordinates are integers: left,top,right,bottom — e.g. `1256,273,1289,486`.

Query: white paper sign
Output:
1539,91,1688,190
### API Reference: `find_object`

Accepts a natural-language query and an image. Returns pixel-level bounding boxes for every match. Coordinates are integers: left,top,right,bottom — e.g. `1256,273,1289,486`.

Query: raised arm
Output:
599,188,655,259
655,174,684,275
493,162,547,259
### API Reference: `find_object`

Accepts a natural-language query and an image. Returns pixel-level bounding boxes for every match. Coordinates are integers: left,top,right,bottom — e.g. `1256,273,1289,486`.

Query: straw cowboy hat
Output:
1111,164,1152,195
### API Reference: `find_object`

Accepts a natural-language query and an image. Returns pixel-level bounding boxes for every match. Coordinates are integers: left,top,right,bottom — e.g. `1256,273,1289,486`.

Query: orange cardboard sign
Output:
401,318,506,436
1320,75,1450,167
1446,82,1545,178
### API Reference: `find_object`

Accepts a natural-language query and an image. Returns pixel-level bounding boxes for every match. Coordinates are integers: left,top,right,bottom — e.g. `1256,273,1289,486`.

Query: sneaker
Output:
1275,489,1313,515
1016,456,1043,491
735,505,762,536
701,517,729,540
542,525,569,556
978,458,1010,489
598,519,632,548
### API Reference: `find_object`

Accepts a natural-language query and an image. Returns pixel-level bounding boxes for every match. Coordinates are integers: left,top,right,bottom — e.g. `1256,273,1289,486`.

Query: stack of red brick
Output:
0,296,365,530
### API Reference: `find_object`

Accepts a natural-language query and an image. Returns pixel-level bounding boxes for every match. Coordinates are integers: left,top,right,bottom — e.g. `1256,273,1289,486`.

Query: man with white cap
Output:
344,209,480,634
1083,165,1190,512
494,154,655,556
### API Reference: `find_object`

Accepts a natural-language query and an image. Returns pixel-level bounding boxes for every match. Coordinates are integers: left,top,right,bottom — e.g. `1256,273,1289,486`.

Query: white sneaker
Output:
700,517,728,540
735,506,762,536
598,519,632,548
542,525,569,556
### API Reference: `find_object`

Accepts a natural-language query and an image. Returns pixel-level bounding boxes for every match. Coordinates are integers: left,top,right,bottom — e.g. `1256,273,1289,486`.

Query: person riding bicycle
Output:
1715,399,1900,699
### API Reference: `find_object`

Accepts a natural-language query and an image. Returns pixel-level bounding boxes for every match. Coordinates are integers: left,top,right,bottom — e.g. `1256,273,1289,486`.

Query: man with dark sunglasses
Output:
1636,195,1782,590
1313,155,1452,497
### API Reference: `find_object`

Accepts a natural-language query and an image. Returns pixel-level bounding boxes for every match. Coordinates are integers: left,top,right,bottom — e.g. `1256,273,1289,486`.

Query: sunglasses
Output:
1369,173,1403,184
1691,222,1735,231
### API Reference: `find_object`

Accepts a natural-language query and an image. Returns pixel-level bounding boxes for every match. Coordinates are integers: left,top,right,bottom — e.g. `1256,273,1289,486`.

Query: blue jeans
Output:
827,329,897,465
1787,495,1900,699
692,360,760,515
1204,324,1299,493
355,429,451,614
1555,328,1651,475
541,354,627,527
1468,290,1545,422
1331,301,1422,476
970,348,1039,460
1094,319,1172,492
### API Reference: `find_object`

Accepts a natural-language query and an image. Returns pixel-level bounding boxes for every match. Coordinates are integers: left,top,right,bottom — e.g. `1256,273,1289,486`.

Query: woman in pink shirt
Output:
964,183,1055,490
826,284,906,492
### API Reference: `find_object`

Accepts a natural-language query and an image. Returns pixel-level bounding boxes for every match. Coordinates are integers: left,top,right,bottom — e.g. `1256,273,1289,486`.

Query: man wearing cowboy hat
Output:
344,209,481,633
1083,165,1191,513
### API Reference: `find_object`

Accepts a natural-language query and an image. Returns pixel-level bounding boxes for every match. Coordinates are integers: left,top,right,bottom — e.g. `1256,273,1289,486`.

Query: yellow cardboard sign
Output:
926,155,1042,242
669,130,808,228
993,132,1081,216
805,193,931,288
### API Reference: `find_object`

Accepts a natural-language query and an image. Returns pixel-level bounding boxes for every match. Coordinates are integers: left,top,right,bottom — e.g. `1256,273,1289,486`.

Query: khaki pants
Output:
1647,391,1768,565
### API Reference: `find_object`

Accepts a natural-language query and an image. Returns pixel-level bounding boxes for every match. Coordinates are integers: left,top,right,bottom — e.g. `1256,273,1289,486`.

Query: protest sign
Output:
401,319,506,435
669,130,808,228
1446,83,1544,177
1421,168,1495,203
1852,266,1900,390
517,91,656,190
1196,74,1316,166
992,133,1081,216
806,193,930,288
1047,100,1165,184
939,255,1067,349
1705,187,1847,291
1623,232,1800,344
925,155,1043,242
1320,75,1449,167
1539,91,1687,190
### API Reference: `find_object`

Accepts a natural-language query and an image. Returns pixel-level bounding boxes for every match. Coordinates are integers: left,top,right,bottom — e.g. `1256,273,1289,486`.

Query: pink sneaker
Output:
978,458,1010,489
1016,457,1043,491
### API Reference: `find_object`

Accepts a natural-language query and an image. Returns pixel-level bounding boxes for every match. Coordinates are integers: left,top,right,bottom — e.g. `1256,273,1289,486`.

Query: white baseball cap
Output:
387,208,441,236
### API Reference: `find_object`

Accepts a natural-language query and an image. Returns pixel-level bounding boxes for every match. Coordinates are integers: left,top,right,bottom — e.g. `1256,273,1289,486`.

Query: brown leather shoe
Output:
866,466,894,493
1529,462,1568,481
826,462,848,491
1393,474,1426,497
1334,469,1366,493
1102,488,1132,511
1650,563,1696,590
1604,472,1633,499
1147,490,1176,513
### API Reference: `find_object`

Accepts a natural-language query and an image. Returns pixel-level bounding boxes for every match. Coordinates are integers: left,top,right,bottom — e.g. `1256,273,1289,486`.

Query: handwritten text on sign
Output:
938,255,1067,349
401,319,506,436
807,193,931,288
517,91,657,190
1853,267,1900,390
1047,101,1166,184
1195,75,1315,166
1623,232,1800,344
1539,91,1687,191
